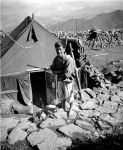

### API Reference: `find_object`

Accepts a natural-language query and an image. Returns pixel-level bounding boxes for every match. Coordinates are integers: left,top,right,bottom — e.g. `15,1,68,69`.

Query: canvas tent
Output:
0,16,59,107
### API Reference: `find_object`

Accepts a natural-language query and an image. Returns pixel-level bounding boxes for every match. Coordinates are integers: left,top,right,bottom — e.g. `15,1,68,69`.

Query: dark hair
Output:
55,41,63,48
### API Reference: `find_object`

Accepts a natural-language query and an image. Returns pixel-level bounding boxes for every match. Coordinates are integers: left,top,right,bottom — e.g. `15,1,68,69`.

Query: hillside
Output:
49,10,123,31
1,0,123,32
48,18,87,31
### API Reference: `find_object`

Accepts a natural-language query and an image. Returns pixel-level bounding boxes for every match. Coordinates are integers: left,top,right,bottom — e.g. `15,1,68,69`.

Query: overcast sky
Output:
2,0,123,5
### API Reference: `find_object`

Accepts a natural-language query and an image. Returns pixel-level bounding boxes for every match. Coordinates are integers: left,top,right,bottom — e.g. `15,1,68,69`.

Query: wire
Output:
2,30,34,49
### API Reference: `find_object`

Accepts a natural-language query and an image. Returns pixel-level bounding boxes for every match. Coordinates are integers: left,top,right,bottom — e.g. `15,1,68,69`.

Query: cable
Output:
2,30,34,49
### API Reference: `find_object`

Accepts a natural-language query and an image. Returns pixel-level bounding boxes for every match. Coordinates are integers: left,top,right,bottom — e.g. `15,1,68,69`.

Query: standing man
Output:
50,41,76,112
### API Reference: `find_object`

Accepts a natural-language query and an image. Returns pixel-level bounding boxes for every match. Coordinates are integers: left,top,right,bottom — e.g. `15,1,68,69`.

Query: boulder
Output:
75,119,95,133
8,127,27,144
111,107,123,121
27,128,57,146
96,94,110,104
97,105,117,114
0,117,19,131
85,88,96,99
110,95,121,103
37,137,72,150
102,100,118,113
78,110,100,118
80,99,98,110
0,98,14,115
0,126,8,142
40,118,65,129
99,114,120,125
81,90,91,101
16,120,37,133
59,124,91,142
117,91,123,99
54,109,68,120
11,101,33,115
98,120,112,129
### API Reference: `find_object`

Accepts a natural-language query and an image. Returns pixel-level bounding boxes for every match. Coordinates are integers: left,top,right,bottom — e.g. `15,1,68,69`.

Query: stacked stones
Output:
1,64,123,150
1,88,123,150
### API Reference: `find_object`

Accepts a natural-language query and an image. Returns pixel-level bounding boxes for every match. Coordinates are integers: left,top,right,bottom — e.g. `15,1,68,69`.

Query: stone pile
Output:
1,64,123,150
1,86,123,149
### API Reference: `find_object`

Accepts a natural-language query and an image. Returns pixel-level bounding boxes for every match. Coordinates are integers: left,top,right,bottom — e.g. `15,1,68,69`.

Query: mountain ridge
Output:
48,10,123,31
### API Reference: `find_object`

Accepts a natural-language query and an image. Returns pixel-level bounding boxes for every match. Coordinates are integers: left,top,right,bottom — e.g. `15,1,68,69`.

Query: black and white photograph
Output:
0,0,123,149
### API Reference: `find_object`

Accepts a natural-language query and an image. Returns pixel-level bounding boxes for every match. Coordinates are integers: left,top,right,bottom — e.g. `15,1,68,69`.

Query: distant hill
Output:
48,18,87,31
2,0,123,32
49,10,123,31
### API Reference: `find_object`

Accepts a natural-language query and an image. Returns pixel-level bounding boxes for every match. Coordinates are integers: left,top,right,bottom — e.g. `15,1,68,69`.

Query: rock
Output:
19,116,30,123
111,107,123,121
69,101,81,113
96,94,110,104
93,87,100,95
55,137,72,148
0,98,15,115
96,105,117,114
78,110,100,118
11,101,33,115
101,128,113,135
81,90,91,101
99,114,120,125
27,128,57,146
37,140,55,150
40,118,65,129
16,120,37,132
102,100,118,113
75,120,95,133
32,105,42,115
80,99,98,110
59,124,91,142
98,120,112,129
110,95,121,102
68,101,81,119
69,110,77,119
100,87,108,94
0,117,19,131
85,88,96,99
0,117,20,142
105,79,111,84
117,91,123,99
0,126,8,142
54,110,68,120
37,137,72,150
8,127,27,144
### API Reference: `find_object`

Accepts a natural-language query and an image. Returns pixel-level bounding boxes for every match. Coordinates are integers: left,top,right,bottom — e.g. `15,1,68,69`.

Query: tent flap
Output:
1,73,32,106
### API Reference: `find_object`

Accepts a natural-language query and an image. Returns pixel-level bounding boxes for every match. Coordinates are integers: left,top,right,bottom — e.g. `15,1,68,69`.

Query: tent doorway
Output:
30,71,47,108
30,71,57,108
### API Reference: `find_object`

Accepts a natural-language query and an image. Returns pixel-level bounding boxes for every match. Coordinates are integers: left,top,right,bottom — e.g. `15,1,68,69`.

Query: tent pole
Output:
32,13,34,20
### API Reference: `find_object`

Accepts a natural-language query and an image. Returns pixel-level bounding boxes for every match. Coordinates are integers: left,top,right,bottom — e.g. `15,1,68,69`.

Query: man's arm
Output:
50,64,64,75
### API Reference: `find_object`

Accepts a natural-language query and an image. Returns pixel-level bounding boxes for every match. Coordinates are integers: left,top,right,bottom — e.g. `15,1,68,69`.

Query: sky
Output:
1,0,123,30
2,0,123,5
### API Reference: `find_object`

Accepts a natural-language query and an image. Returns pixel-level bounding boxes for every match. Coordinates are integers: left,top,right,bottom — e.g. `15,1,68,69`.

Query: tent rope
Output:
2,30,34,49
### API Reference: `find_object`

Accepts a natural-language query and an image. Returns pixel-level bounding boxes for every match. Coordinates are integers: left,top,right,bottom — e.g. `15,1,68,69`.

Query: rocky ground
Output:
1,64,123,150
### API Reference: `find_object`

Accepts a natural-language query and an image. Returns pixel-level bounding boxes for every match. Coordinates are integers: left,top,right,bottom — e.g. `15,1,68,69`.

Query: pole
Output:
76,19,77,37
69,43,83,101
32,13,34,20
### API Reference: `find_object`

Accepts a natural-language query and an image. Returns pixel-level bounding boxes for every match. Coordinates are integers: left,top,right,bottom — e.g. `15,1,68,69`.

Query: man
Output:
50,41,76,112
87,27,98,49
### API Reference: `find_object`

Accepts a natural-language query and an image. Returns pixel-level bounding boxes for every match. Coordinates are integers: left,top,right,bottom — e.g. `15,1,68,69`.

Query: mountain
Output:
1,1,30,31
48,10,123,31
47,18,87,31
1,0,123,31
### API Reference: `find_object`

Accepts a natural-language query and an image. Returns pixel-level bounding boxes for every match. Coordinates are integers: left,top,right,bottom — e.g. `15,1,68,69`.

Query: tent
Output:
0,16,59,107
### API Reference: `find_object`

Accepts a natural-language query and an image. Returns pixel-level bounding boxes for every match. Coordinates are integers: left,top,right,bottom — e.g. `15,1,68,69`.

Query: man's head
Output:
55,41,65,57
